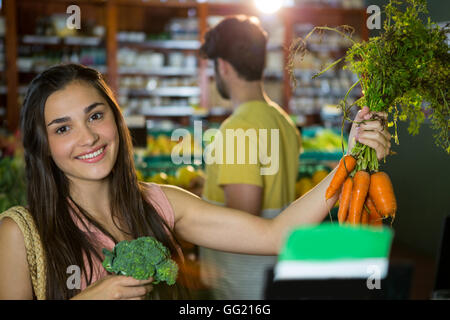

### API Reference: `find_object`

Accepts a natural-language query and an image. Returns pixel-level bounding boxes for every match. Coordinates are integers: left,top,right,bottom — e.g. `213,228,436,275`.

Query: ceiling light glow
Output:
254,0,283,14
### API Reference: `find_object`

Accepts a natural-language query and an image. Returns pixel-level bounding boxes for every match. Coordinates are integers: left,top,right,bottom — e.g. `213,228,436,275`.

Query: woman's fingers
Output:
114,276,154,300
356,137,387,160
359,122,391,143
111,284,147,300
141,284,154,294
350,108,391,159
356,134,391,160
117,276,153,286
126,285,154,300
381,128,391,143
358,111,391,144
378,111,388,120
357,130,391,147
354,106,370,123
363,111,388,121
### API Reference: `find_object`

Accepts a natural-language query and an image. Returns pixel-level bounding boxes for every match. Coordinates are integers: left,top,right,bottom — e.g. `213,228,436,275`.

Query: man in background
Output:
198,15,302,299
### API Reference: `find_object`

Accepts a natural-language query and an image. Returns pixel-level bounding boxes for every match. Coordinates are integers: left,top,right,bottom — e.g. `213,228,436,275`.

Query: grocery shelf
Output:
283,5,366,16
18,65,107,74
22,35,59,45
263,70,285,79
18,0,107,4
2,1,368,132
267,43,284,51
22,35,103,46
142,106,194,117
118,40,200,50
18,87,28,95
300,150,344,162
115,0,198,9
120,87,200,97
293,69,339,79
206,67,283,79
293,87,362,98
119,66,198,77
307,43,351,53
64,36,103,46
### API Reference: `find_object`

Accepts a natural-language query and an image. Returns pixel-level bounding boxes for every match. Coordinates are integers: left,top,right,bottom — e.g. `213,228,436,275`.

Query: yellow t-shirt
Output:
202,100,301,216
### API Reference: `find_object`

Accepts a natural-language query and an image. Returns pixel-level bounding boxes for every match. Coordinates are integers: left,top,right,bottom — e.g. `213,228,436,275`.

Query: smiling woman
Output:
45,83,119,182
0,64,187,300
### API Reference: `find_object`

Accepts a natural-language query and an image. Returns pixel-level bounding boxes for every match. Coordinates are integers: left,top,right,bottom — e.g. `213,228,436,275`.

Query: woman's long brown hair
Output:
20,64,189,299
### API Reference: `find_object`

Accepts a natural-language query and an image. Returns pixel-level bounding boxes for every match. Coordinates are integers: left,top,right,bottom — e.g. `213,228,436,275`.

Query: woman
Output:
0,64,391,300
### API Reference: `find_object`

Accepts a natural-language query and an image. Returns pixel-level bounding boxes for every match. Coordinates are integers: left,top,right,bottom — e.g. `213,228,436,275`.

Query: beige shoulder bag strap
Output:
0,206,47,300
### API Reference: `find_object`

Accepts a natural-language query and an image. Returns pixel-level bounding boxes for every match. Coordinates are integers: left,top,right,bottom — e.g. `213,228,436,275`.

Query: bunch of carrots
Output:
326,155,396,226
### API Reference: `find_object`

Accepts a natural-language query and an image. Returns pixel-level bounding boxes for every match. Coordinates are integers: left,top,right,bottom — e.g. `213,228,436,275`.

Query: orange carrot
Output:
337,177,353,224
347,171,370,224
325,155,357,200
366,196,383,226
346,205,352,224
361,205,369,225
369,171,397,218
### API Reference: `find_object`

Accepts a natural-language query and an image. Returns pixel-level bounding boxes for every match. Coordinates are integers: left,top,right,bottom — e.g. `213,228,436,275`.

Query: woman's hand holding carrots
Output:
348,106,392,161
326,106,396,227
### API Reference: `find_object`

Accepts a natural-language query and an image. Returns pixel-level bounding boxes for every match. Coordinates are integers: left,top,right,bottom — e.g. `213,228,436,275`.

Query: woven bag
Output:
0,206,46,300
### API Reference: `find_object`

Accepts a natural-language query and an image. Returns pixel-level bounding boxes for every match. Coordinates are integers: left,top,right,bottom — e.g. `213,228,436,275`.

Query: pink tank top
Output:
69,182,180,290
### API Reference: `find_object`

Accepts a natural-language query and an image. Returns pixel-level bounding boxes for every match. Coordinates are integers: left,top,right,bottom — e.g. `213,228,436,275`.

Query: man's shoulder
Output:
223,101,272,128
220,101,299,135
220,113,257,131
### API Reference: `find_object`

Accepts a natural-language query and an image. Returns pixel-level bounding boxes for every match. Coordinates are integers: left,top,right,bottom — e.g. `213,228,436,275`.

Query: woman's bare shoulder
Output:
0,216,25,243
0,217,34,299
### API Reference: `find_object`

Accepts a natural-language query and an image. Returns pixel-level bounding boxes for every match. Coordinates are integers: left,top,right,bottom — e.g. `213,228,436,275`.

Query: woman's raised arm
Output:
162,169,338,256
163,108,391,256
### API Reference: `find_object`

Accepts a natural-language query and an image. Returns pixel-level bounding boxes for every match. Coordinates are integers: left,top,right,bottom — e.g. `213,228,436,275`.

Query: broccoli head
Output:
102,236,178,286
154,259,179,286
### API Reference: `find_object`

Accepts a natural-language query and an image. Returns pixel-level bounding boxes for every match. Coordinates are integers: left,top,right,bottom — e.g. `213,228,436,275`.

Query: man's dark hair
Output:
200,15,268,81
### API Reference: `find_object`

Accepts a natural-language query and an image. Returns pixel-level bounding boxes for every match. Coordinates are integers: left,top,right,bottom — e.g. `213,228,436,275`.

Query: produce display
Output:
0,132,21,158
290,0,449,226
136,164,204,190
102,236,179,286
146,134,179,156
0,155,27,213
300,127,349,162
0,132,26,213
135,126,206,194
146,133,202,157
301,128,348,152
295,164,331,199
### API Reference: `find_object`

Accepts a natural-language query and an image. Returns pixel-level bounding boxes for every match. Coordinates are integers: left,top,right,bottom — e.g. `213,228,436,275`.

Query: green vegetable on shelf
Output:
102,236,178,286
302,129,348,152
0,155,27,213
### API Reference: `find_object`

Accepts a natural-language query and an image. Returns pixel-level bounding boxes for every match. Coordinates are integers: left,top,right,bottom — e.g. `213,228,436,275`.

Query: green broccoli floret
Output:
154,259,179,286
102,236,178,286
